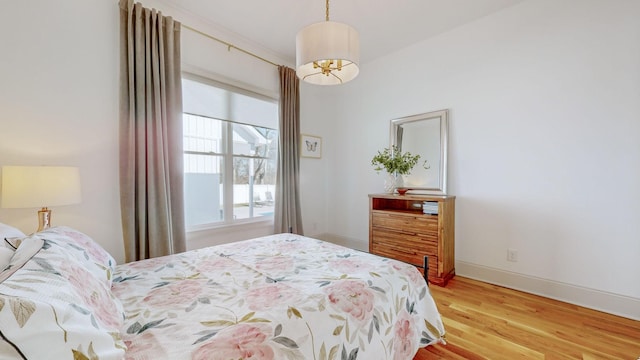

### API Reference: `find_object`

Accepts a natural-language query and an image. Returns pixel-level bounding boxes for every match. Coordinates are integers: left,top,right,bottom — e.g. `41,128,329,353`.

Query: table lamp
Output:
1,166,81,232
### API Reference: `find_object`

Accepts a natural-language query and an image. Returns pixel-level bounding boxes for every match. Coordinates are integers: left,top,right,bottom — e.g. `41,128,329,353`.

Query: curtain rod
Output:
182,24,280,68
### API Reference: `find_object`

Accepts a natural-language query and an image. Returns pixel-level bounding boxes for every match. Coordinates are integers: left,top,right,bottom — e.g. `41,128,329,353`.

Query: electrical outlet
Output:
507,248,518,262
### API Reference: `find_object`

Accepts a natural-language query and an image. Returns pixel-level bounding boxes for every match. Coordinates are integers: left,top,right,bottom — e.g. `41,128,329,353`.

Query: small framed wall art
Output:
301,134,322,158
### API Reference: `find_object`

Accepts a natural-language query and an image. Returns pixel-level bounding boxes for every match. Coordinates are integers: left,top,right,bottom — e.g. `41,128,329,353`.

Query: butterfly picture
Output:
306,140,318,152
301,134,322,158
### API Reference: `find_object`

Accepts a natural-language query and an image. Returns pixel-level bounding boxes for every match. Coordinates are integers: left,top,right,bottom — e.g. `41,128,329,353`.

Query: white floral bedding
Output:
113,233,445,360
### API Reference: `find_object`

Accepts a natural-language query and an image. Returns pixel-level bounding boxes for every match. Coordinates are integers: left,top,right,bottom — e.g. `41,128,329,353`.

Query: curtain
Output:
119,0,185,261
274,66,304,234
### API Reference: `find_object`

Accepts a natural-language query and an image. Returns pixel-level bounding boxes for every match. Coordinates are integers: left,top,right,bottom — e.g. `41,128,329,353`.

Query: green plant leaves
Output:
371,145,421,175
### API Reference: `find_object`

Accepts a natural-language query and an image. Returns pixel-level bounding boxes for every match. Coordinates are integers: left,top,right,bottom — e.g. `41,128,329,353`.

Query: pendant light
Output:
295,0,360,85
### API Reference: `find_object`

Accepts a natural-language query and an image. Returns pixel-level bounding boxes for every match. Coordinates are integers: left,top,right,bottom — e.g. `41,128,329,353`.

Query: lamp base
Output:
37,207,51,232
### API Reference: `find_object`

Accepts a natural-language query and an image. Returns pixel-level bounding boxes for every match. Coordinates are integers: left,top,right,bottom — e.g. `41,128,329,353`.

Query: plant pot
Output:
383,173,405,194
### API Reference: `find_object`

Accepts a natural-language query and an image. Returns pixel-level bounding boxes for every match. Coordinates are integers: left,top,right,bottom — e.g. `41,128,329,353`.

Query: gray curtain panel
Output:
119,0,186,261
274,66,304,234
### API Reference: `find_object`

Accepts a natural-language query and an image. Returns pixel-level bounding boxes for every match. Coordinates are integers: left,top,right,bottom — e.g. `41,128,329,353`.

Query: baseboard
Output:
456,261,640,321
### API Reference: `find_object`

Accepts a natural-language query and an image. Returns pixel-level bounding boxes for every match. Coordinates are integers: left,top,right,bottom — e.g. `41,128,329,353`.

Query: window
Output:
182,77,278,228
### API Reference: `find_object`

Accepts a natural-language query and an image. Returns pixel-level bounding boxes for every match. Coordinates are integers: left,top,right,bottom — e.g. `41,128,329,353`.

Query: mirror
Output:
390,109,449,195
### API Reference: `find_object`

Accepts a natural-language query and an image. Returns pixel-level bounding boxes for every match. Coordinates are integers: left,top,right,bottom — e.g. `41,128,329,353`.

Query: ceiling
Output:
163,0,525,65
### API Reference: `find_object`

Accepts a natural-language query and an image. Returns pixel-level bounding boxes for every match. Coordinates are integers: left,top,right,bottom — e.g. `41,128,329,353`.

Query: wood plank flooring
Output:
414,276,640,360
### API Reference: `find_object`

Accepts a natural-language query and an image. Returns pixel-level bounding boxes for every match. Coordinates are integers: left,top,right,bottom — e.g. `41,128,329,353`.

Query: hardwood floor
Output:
414,277,640,360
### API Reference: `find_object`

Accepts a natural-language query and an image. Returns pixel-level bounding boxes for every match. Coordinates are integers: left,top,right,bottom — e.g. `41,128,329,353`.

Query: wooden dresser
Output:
368,193,455,286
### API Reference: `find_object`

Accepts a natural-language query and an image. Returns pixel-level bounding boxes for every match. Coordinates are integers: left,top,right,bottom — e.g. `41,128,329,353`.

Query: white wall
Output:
0,1,123,262
303,0,640,319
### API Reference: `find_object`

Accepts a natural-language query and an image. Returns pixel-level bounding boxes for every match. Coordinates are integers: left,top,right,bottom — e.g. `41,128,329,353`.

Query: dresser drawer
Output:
372,212,438,235
372,242,439,275
371,228,438,253
371,229,437,266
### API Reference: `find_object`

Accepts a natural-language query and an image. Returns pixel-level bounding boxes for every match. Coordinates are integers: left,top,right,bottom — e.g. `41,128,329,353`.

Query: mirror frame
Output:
390,109,449,195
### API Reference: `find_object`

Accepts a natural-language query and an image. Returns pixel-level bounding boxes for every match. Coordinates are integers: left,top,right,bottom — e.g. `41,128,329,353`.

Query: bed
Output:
0,225,445,359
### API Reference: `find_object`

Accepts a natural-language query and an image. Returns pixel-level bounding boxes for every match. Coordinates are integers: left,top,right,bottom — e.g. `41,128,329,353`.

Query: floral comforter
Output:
112,234,445,360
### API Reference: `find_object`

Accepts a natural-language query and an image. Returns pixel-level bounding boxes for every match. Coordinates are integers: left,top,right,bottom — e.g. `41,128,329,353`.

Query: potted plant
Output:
371,145,426,194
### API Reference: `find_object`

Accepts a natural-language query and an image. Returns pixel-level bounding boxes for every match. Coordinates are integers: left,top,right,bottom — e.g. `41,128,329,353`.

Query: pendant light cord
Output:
326,0,330,21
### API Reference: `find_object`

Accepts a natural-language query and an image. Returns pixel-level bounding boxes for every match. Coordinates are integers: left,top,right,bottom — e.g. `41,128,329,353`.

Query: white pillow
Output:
0,235,44,284
0,247,13,269
0,222,25,238
0,234,126,359
37,226,117,286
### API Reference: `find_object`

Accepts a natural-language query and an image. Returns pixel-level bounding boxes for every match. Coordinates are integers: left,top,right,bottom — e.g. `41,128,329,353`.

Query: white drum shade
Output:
1,166,81,209
296,21,360,85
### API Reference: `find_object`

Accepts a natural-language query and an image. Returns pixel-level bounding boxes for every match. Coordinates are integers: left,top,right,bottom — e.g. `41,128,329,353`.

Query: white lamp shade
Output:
296,21,360,85
1,166,81,209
